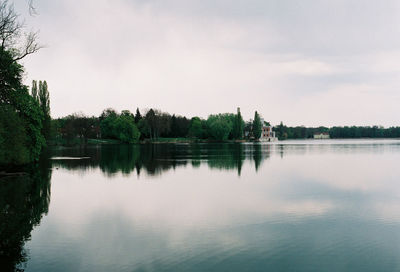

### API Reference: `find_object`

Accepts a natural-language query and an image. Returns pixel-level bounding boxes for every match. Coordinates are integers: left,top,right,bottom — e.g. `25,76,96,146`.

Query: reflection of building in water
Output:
313,133,330,139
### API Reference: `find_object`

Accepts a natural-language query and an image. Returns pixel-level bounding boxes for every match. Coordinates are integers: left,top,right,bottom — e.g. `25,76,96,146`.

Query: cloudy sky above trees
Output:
15,0,400,126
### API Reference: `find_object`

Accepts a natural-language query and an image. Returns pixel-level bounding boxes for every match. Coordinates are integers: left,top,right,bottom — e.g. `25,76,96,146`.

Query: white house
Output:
313,133,330,139
260,119,277,142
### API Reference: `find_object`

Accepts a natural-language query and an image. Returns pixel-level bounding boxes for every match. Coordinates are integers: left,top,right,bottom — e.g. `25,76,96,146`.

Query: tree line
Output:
51,107,262,144
50,108,400,146
274,123,400,140
50,107,276,145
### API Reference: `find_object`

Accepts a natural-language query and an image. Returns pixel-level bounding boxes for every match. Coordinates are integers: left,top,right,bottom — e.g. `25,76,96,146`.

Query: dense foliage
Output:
51,113,99,145
0,50,45,167
206,114,234,141
53,108,250,144
100,109,140,143
188,117,204,138
0,105,30,165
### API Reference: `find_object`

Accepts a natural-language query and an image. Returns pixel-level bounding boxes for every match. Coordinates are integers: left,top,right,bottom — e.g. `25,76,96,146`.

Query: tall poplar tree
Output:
253,111,262,140
38,80,51,141
31,80,38,101
233,107,244,139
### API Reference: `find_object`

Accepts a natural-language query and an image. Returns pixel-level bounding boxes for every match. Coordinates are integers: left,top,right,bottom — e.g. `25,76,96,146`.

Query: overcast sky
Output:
14,0,400,126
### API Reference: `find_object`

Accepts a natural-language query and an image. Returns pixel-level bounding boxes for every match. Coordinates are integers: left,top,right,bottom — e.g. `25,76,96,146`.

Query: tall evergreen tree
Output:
253,111,262,140
134,108,142,124
145,109,156,139
233,107,244,139
170,114,178,137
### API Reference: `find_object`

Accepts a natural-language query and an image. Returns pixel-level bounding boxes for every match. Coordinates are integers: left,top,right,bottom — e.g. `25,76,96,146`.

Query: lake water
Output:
2,139,400,271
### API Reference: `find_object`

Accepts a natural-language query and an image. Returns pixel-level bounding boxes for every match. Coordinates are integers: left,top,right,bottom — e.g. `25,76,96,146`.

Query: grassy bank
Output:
49,137,122,146
49,137,196,146
146,137,195,143
87,139,121,144
49,137,248,146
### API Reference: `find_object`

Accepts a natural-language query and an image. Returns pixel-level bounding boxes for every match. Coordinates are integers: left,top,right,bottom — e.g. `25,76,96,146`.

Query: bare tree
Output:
0,0,41,61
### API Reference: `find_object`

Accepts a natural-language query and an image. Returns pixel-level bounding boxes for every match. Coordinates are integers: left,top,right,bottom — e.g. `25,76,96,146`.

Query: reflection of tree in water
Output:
202,143,270,174
51,143,272,177
99,145,139,175
0,158,51,271
253,143,262,171
137,144,188,176
205,144,245,176
235,144,244,176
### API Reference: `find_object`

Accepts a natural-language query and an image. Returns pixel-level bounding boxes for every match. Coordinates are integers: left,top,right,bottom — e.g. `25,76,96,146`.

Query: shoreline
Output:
49,137,400,146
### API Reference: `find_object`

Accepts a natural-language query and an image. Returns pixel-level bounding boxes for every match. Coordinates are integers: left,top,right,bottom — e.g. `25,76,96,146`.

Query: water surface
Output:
2,139,400,271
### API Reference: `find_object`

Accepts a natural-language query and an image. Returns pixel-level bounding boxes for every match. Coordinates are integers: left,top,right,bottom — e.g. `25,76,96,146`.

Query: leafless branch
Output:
13,31,42,61
0,0,42,60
